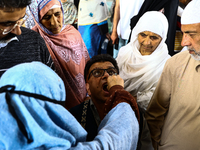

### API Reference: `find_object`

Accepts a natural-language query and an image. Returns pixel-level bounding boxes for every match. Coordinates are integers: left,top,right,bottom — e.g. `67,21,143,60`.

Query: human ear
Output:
86,83,91,96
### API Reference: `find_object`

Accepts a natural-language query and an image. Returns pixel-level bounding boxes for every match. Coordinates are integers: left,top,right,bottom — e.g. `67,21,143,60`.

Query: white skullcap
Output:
181,0,200,25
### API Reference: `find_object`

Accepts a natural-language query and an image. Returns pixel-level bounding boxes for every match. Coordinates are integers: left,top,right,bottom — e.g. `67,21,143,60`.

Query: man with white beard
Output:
145,0,200,150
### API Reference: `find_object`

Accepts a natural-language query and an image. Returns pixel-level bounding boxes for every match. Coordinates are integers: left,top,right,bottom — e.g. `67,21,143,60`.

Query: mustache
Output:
187,48,200,56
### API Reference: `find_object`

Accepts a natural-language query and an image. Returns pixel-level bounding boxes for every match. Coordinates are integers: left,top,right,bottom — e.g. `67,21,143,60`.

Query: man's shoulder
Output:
17,27,45,45
69,100,89,116
19,27,42,39
166,51,190,67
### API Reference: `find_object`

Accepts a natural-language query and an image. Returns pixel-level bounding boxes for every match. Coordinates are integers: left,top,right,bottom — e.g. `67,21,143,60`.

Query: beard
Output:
191,53,200,61
1,33,16,41
187,47,200,61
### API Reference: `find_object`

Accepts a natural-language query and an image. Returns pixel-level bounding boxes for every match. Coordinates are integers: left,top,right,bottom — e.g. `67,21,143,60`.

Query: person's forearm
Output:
112,0,120,33
70,103,139,150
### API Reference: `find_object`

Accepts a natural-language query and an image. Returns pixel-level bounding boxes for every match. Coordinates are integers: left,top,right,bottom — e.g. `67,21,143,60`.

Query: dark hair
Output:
84,54,119,82
0,0,31,9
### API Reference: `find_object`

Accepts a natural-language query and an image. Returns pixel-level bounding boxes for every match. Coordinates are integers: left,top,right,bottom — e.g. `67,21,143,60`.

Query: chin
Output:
51,28,61,34
52,31,60,34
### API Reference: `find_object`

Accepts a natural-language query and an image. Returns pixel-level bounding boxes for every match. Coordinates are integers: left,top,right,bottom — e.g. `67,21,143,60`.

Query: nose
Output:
181,33,191,47
143,37,151,45
10,25,22,36
102,70,110,79
50,15,58,26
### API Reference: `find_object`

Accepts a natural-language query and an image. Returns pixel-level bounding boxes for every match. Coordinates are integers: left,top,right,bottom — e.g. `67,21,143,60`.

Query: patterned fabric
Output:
78,0,109,25
24,6,35,29
29,0,90,109
62,1,78,25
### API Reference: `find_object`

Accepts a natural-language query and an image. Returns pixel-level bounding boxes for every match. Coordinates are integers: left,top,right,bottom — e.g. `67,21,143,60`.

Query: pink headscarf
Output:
29,0,90,109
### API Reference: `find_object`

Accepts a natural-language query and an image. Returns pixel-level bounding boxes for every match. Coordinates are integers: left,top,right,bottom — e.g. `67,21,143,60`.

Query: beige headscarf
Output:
116,11,171,110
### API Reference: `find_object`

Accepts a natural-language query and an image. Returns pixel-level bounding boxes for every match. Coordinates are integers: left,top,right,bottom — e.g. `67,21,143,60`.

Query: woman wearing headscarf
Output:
129,0,179,56
116,11,171,110
29,0,90,109
0,62,139,150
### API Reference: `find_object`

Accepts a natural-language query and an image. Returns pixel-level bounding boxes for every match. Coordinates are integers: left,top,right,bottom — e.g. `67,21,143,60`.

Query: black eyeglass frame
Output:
87,67,118,80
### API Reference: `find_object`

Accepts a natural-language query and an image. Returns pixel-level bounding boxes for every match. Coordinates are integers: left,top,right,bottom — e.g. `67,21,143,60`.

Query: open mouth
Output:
102,83,108,92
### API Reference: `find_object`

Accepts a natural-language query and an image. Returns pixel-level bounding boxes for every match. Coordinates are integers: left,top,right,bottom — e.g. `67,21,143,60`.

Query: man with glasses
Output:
0,0,53,76
70,54,139,141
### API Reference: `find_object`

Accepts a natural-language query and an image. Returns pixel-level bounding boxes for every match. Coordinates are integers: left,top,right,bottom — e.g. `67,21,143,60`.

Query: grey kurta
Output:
145,50,200,150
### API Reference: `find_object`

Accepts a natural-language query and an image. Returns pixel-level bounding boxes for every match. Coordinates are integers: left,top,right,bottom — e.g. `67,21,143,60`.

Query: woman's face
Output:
40,7,63,34
138,31,162,55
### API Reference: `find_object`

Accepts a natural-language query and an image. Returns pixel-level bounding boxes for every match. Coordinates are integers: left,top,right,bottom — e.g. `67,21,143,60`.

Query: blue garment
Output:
71,103,139,150
78,21,107,58
0,62,139,150
113,38,128,58
0,62,87,150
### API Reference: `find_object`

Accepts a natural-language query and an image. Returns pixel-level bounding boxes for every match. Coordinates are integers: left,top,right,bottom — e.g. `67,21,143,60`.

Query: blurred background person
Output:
78,0,110,58
61,0,78,29
111,0,144,58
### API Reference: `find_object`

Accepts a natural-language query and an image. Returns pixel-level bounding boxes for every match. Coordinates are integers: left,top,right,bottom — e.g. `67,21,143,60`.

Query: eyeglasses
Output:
88,67,118,80
0,13,28,35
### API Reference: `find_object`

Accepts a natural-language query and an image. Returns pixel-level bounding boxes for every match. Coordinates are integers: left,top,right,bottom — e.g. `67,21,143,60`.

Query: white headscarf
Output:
181,0,200,25
116,11,171,110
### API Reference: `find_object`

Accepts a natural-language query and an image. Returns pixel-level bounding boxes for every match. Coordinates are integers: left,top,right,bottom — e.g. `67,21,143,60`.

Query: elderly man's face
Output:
181,23,200,60
0,8,26,40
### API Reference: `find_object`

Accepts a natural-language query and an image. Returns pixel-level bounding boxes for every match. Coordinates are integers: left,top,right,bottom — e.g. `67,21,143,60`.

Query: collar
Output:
0,37,19,48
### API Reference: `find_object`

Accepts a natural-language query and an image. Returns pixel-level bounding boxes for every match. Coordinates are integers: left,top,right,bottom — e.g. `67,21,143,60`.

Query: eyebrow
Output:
0,13,26,24
183,31,197,34
45,10,62,16
92,66,115,70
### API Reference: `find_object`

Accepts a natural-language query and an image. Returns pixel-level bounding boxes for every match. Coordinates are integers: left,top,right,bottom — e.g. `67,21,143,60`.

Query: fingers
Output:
106,33,111,41
107,75,124,90
110,32,119,45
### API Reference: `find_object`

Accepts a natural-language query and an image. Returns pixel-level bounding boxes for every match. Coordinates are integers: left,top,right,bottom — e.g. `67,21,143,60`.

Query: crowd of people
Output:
0,0,199,149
